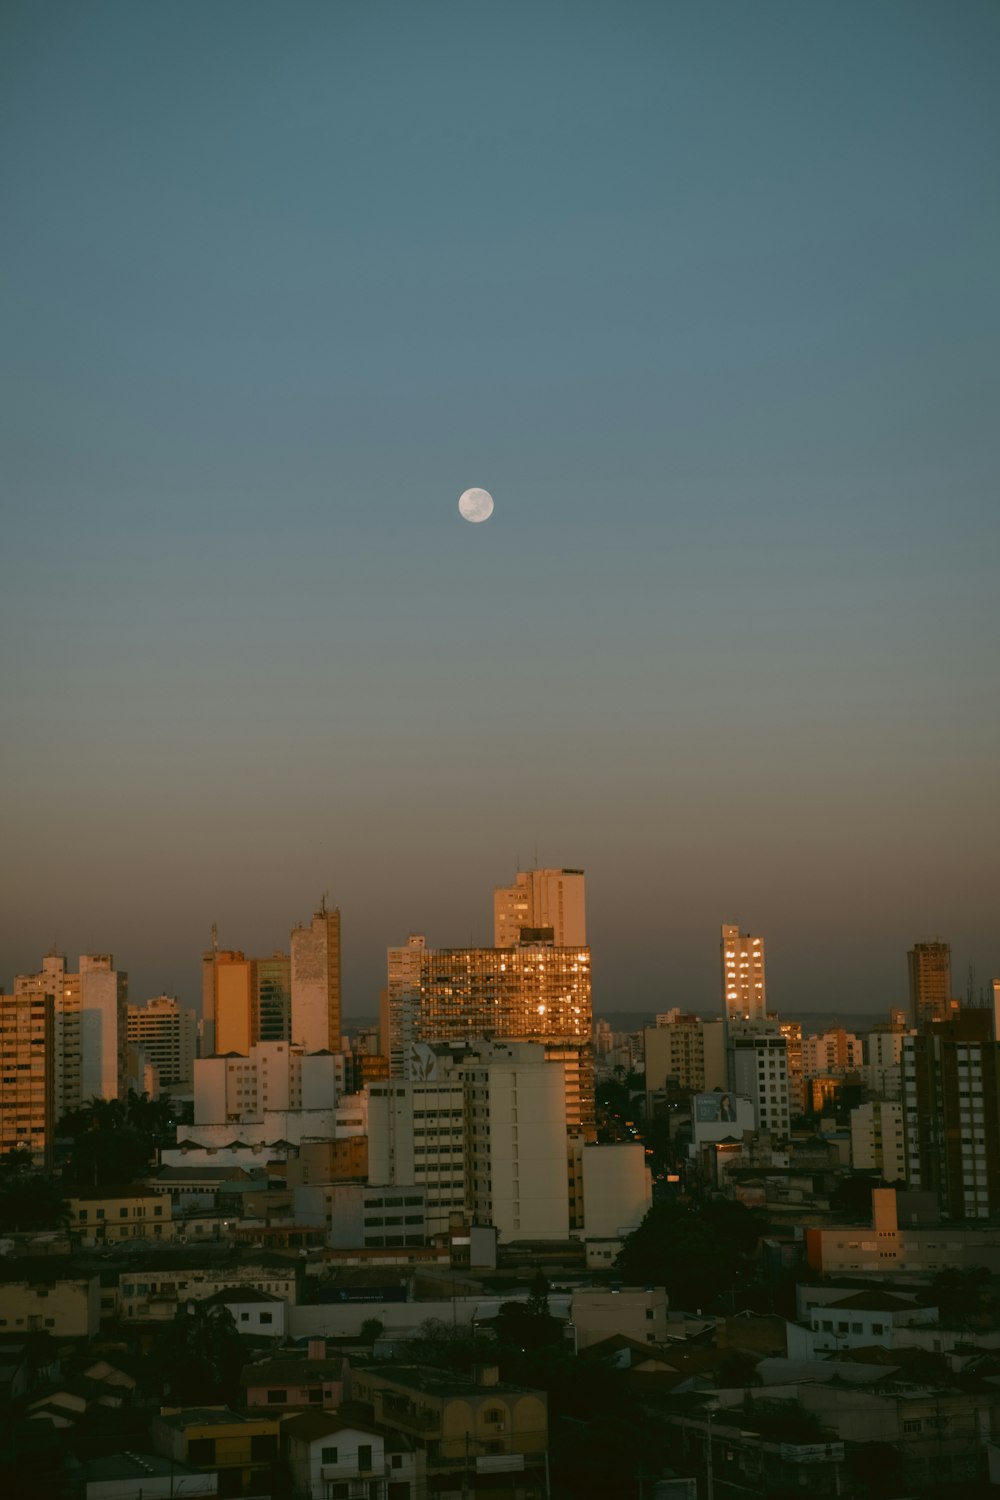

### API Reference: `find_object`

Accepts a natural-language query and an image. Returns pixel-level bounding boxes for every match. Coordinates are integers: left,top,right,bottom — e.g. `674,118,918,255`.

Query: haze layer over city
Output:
3,3,997,1014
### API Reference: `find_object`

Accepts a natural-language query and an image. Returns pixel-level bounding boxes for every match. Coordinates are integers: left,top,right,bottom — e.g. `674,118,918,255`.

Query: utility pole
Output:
705,1406,716,1500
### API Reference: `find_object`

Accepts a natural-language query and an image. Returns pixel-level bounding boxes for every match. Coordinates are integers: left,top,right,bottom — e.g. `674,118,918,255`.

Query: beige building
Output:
643,1014,726,1095
569,1286,668,1350
352,1364,548,1496
67,1185,174,1243
366,1069,467,1236
127,994,197,1087
0,1271,100,1338
191,1041,339,1144
0,987,54,1167
727,1021,790,1135
15,952,127,1113
851,1098,905,1180
907,940,955,1029
579,1141,651,1238
291,901,342,1054
493,866,586,948
803,1028,863,1080
721,925,766,1022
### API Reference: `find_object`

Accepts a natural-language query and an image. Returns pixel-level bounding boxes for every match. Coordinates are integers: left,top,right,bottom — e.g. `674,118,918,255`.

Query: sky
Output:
2,1,998,1020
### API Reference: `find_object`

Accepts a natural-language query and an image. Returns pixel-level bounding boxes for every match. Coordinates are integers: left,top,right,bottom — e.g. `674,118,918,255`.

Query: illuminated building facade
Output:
0,987,54,1167
907,940,955,1030
291,900,342,1053
721,924,766,1021
127,994,197,1086
493,867,587,948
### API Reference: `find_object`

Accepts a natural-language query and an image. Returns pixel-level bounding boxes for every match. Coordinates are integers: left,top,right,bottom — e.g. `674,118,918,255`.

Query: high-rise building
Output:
727,1021,791,1136
0,988,55,1167
14,952,126,1111
907,941,956,1030
255,952,291,1042
383,934,594,1135
494,868,586,948
902,1007,1000,1218
461,1041,571,1241
291,900,342,1053
720,925,766,1022
127,995,197,1087
643,1015,727,1095
203,948,255,1056
851,1099,905,1181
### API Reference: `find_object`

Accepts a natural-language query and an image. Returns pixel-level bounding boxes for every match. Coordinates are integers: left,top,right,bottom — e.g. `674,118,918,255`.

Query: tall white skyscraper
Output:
494,868,586,948
720,924,766,1022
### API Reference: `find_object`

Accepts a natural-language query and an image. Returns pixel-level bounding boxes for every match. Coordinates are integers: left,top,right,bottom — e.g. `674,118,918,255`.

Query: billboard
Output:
694,1092,738,1123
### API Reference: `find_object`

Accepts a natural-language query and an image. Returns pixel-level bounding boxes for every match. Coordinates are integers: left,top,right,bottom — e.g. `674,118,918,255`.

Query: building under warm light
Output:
0,988,54,1167
720,925,766,1022
493,867,587,948
383,935,594,1135
14,952,127,1112
907,940,956,1030
127,994,197,1087
291,900,342,1053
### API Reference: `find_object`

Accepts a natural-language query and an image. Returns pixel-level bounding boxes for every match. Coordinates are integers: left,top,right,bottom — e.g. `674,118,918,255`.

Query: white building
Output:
462,1041,570,1242
127,995,197,1088
295,1182,427,1250
366,1061,467,1236
851,1098,906,1180
720,926,766,1022
290,900,341,1054
284,1413,389,1500
727,1021,790,1136
858,1029,909,1100
493,867,587,947
186,1042,340,1147
579,1142,651,1238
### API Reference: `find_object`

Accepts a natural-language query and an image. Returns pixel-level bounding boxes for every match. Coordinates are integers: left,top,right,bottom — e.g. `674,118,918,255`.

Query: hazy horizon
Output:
3,4,997,1017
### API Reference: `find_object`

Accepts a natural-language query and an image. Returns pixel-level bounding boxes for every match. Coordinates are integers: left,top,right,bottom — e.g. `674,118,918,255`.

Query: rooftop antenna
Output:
211,922,218,954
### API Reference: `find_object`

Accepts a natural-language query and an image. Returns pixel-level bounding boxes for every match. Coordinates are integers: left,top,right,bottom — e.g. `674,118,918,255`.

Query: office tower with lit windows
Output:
127,995,197,1087
384,933,594,1135
291,900,342,1053
907,940,955,1030
494,867,586,948
255,952,291,1042
0,988,55,1167
720,925,766,1021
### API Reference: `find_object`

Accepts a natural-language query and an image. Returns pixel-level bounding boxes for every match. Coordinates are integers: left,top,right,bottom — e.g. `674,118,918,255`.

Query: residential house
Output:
151,1407,281,1497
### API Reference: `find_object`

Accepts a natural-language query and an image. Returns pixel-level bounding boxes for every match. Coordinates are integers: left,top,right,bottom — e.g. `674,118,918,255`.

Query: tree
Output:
57,1094,154,1186
615,1199,758,1313
829,1175,885,1220
0,1175,69,1233
144,1299,245,1404
359,1317,384,1343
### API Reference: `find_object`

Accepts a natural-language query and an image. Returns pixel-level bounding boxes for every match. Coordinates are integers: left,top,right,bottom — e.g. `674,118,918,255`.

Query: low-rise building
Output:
240,1341,348,1411
352,1363,547,1497
67,1185,173,1243
283,1412,402,1500
84,1451,217,1500
0,1263,100,1338
151,1407,281,1497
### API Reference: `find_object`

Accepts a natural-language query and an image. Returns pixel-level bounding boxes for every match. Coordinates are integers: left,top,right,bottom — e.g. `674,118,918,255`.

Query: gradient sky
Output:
2,1,998,1020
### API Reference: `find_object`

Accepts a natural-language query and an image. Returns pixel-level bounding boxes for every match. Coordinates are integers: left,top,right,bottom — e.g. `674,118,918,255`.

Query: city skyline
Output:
3,5,998,1021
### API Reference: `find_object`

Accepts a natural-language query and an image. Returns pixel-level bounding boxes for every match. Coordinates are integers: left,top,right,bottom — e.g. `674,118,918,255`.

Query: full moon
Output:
458,487,494,523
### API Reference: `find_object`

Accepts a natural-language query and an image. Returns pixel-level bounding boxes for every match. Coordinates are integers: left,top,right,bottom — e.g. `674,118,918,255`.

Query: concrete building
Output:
351,1364,548,1498
569,1286,668,1350
202,947,255,1058
907,939,955,1030
643,1014,726,1095
902,1006,1000,1218
382,935,594,1135
151,1408,280,1495
851,1098,905,1179
295,1182,427,1250
0,987,54,1167
462,1041,571,1242
283,1412,393,1500
190,1041,339,1147
493,866,586,948
858,1027,909,1100
366,1065,467,1236
14,952,126,1112
67,1185,174,1243
720,925,766,1023
127,994,197,1087
579,1142,651,1238
0,1267,101,1337
805,1186,1000,1274
291,900,342,1054
802,1028,863,1080
726,1021,790,1136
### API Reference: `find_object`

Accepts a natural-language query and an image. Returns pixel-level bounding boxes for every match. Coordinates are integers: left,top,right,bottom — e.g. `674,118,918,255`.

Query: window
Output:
250,1435,277,1462
902,1419,922,1434
188,1438,215,1465
259,1312,273,1325
267,1389,287,1404
358,1445,373,1471
321,1446,339,1464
